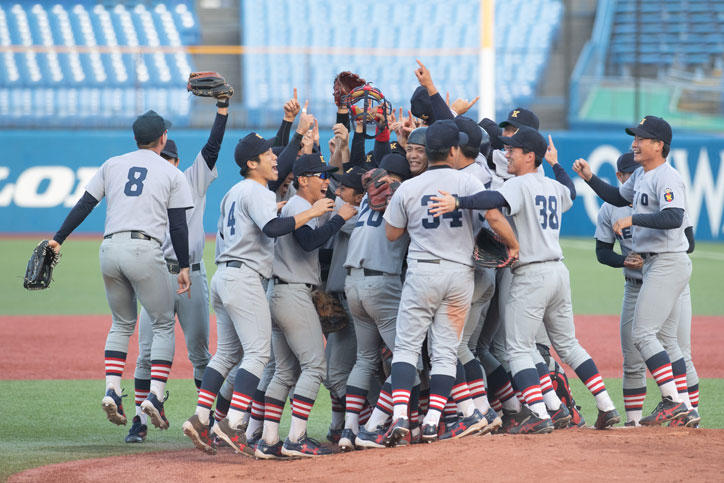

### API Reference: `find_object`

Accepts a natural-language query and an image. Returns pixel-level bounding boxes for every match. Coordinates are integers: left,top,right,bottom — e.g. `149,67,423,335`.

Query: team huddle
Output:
46,61,700,459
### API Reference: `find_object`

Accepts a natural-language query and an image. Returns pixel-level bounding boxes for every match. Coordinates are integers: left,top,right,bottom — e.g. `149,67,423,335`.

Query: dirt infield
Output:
9,427,724,482
1,314,722,380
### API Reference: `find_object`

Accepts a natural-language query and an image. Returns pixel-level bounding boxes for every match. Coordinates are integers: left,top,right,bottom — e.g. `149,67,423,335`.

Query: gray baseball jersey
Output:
595,203,642,281
345,194,409,274
619,164,688,253
161,151,218,263
325,197,358,293
273,194,321,285
498,172,572,267
215,179,278,278
86,149,193,241
461,161,492,234
384,166,485,266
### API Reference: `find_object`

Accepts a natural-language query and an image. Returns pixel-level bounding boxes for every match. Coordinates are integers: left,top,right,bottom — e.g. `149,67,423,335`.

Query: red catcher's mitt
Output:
187,71,234,98
473,227,516,269
362,168,400,212
333,71,366,107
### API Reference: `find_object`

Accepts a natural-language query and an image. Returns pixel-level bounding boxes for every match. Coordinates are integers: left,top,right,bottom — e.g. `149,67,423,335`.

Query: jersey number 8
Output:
124,167,148,197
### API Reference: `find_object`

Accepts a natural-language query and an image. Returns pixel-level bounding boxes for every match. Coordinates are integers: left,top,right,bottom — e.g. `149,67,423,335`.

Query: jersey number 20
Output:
535,195,559,229
124,167,148,196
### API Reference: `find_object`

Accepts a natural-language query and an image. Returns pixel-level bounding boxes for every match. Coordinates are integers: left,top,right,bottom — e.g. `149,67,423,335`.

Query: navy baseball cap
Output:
625,115,672,145
410,86,434,124
425,119,469,152
454,116,482,149
616,152,638,173
293,153,339,178
133,110,172,144
499,125,547,159
380,153,412,180
234,132,273,168
479,118,503,150
499,107,539,131
407,126,427,146
338,166,366,191
160,139,178,159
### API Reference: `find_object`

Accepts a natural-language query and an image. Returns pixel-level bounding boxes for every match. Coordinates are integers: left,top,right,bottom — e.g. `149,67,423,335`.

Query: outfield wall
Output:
1,130,722,241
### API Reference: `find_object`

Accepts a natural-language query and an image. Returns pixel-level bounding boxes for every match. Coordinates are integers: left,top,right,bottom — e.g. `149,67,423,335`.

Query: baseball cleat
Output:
383,418,410,447
569,404,586,428
409,422,422,444
182,414,217,455
212,417,250,455
125,415,147,443
338,428,356,452
281,434,332,457
506,406,554,435
439,409,487,440
141,392,169,430
549,405,572,429
594,408,621,429
668,408,700,428
326,427,343,444
623,421,640,428
246,428,262,447
640,397,687,426
355,425,387,449
254,439,285,459
102,388,127,426
479,407,502,435
421,423,438,443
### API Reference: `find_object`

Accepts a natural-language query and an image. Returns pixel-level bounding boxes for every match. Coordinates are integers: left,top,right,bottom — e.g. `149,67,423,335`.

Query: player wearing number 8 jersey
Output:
430,126,620,432
382,120,518,446
48,110,194,430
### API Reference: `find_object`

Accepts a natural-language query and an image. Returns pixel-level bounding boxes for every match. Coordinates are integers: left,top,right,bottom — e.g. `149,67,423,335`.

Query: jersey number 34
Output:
422,194,462,229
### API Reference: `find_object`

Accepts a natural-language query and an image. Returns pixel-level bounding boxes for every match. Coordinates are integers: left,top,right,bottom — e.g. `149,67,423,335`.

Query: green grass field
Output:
1,237,723,480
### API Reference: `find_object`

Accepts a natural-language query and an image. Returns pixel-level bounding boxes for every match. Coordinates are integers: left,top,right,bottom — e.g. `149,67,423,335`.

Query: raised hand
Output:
545,134,558,166
283,87,301,122
572,158,593,181
310,198,335,217
414,59,437,95
296,102,314,134
451,96,480,116
337,202,358,221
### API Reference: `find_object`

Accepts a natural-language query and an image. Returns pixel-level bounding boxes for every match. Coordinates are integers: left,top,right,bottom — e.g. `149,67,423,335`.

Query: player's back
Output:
88,149,192,242
384,166,484,266
499,172,572,266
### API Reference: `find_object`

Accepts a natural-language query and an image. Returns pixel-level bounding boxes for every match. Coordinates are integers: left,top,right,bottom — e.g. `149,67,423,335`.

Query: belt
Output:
625,277,643,286
346,267,385,276
416,259,440,264
166,260,201,274
640,252,657,259
225,261,243,268
273,277,314,289
104,231,154,242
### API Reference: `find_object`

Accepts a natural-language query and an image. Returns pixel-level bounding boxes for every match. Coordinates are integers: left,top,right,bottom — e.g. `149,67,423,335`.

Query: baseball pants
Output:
621,279,646,390
488,267,512,372
676,284,698,387
633,252,691,362
324,295,357,400
266,282,326,403
459,267,495,365
100,233,175,362
135,261,211,382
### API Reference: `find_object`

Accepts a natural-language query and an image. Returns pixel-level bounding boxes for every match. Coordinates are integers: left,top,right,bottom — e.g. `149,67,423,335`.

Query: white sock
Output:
331,410,344,430
262,420,280,445
542,391,562,411
456,398,476,418
345,412,360,433
682,393,693,410
626,409,642,425
594,390,616,411
242,411,251,425
227,407,246,429
136,405,148,425
659,381,681,402
288,415,307,443
245,418,263,440
106,378,121,395
529,402,549,420
422,409,442,427
392,404,408,420
472,395,491,413
501,396,522,412
364,408,390,431
149,380,166,401
194,406,211,426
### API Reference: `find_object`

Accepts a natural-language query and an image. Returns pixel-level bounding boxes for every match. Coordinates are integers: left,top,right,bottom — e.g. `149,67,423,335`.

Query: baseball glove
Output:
312,290,349,334
186,71,234,98
362,168,400,212
23,240,61,290
473,227,515,269
333,71,366,107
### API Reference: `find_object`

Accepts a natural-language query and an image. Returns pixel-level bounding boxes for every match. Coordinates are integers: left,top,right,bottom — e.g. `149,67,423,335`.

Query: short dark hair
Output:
460,144,478,159
522,148,542,167
136,137,163,150
426,146,452,163
292,177,300,190
240,155,260,177
662,143,670,158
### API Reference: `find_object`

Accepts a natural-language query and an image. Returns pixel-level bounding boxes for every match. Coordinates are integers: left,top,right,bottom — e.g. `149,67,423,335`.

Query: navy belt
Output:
640,252,657,259
416,259,440,264
166,260,200,274
225,261,243,268
346,267,385,276
625,277,643,286
273,277,314,289
104,231,153,241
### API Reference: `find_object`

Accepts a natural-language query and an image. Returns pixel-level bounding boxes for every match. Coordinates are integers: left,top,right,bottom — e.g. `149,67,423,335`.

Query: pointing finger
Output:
469,96,480,107
293,87,298,100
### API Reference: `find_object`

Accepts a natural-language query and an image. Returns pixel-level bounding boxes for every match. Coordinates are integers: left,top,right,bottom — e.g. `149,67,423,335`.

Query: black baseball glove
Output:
186,71,234,98
312,290,349,334
24,240,61,290
473,227,516,269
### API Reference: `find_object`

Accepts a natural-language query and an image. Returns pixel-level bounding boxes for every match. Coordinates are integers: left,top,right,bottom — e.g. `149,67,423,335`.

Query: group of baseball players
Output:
46,60,699,459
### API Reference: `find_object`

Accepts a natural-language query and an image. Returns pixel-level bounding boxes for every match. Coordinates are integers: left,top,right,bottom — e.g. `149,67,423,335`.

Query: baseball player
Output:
126,100,229,443
430,126,621,433
573,115,691,425
181,134,335,455
255,154,357,459
340,153,413,451
47,110,193,431
382,120,519,446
